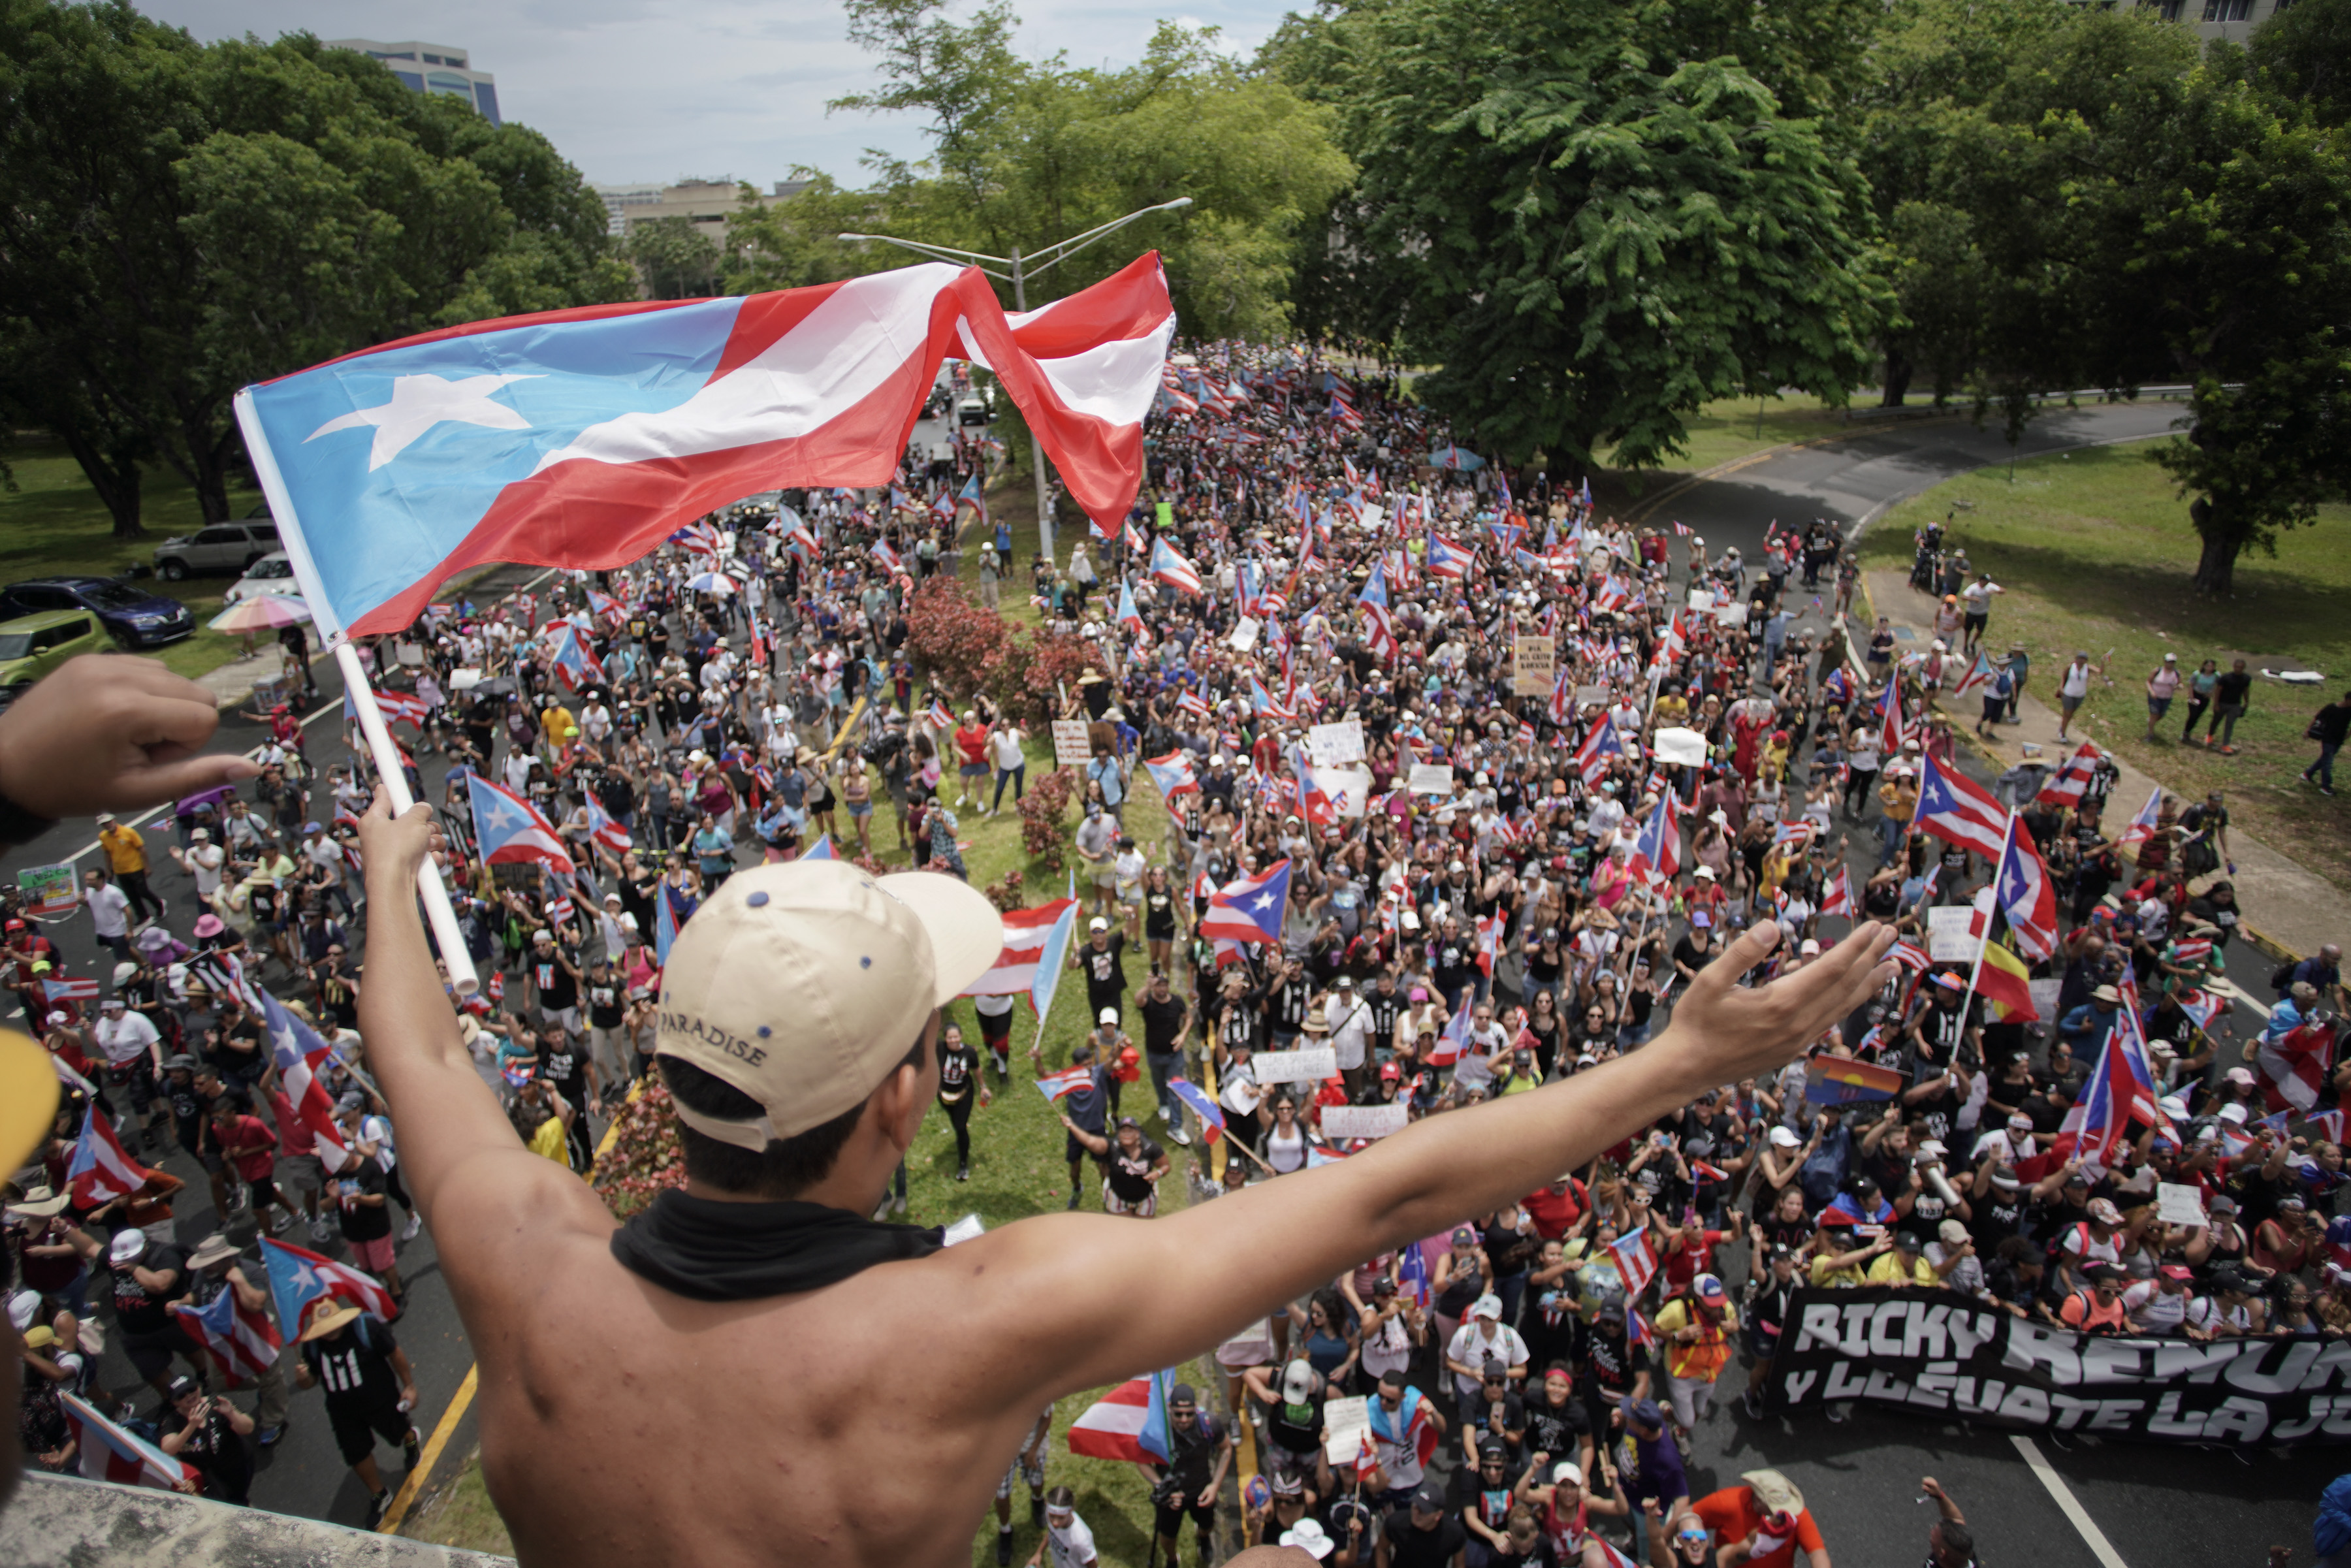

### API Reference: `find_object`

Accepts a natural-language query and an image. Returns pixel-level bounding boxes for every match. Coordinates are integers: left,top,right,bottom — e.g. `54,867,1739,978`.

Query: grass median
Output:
0,437,261,680
1859,438,2351,895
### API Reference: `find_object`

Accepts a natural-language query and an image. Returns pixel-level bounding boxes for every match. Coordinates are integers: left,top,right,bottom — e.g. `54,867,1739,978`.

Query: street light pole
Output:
840,195,1190,566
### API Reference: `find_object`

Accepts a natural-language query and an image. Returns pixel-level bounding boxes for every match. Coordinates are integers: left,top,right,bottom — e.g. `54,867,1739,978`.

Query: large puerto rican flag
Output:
1908,752,2007,859
1993,814,2060,962
1066,1371,1177,1465
260,989,353,1168
261,1235,398,1329
1200,859,1292,944
962,897,1078,1000
236,256,1174,639
66,1105,152,1208
172,1281,285,1387
63,1393,200,1494
467,769,577,874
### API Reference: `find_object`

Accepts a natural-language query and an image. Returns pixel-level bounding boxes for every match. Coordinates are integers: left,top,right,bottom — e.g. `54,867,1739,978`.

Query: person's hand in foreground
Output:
0,654,259,816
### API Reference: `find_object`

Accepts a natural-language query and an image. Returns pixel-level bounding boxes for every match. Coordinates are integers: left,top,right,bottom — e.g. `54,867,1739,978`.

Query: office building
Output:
327,39,500,125
590,180,812,240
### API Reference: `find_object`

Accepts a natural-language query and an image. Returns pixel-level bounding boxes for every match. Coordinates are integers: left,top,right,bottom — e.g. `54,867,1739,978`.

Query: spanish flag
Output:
1978,941,2039,1021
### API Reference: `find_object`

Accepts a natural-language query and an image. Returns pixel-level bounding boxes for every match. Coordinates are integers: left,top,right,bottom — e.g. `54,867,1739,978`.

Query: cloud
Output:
141,0,1295,187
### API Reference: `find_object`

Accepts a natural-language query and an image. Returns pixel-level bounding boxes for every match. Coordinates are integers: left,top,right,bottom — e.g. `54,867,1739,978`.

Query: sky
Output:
140,0,1297,189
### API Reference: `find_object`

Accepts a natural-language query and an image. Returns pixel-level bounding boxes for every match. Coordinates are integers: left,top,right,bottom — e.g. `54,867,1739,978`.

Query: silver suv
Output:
153,515,280,581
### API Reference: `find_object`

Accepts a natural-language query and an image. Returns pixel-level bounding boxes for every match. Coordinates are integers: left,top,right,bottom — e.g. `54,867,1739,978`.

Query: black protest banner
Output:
1768,1286,2351,1446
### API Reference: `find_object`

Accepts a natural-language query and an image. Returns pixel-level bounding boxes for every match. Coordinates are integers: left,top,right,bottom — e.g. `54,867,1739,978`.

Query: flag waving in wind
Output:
1201,859,1292,944
236,255,1175,639
466,769,577,875
1908,752,2007,859
1149,536,1203,596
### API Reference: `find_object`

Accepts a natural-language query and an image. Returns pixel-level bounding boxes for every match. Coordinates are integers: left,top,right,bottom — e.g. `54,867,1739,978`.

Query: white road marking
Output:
2011,1434,2131,1568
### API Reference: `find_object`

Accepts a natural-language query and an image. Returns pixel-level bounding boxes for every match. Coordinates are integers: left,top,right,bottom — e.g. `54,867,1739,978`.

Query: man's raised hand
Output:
0,656,259,816
1664,920,1898,1087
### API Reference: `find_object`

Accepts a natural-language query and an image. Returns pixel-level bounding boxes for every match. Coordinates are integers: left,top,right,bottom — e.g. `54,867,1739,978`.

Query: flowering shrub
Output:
983,869,1026,912
848,850,896,877
1019,767,1079,872
905,577,1008,699
990,627,1093,727
589,1078,686,1219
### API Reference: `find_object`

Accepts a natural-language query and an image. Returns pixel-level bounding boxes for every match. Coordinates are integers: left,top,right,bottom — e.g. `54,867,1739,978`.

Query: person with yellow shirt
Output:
1808,1227,1889,1288
96,811,164,925
1651,1274,1738,1443
1865,1227,1940,1287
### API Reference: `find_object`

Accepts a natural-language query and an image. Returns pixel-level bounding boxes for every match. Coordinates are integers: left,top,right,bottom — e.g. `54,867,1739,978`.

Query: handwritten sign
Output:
1255,1048,1338,1085
1407,764,1454,796
1511,633,1556,697
2157,1182,2209,1228
1686,588,1715,613
1306,720,1366,767
1050,720,1095,767
1322,1395,1372,1465
1926,906,1981,965
1321,1104,1410,1140
1228,615,1260,653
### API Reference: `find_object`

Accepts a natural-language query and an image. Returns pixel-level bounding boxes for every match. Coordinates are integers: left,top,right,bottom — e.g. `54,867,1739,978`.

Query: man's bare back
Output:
358,799,1897,1566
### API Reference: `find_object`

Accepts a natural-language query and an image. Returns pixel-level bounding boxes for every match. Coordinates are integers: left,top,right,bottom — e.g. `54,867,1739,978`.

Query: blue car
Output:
0,576,195,648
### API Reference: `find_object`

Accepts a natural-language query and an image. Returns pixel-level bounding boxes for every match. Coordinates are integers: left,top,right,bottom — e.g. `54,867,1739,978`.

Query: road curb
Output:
1621,413,1974,527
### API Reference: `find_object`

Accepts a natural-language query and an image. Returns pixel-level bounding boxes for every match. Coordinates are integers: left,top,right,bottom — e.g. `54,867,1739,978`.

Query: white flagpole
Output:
1957,808,2015,1026
232,390,480,995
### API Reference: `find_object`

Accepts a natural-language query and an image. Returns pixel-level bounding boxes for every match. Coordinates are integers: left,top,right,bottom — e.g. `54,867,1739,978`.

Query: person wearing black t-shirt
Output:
536,1026,598,1170
1522,1364,1594,1495
1145,1385,1232,1568
1072,921,1129,1028
936,1021,990,1181
1064,1117,1169,1218
161,1372,255,1504
1382,1482,1469,1568
1135,972,1194,1147
107,1229,200,1394
330,1145,402,1302
583,959,630,1093
295,1301,419,1528
1365,972,1405,1062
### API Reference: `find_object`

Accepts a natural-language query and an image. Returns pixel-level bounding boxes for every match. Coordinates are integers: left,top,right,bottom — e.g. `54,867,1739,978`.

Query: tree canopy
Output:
0,1,632,536
1268,0,1892,472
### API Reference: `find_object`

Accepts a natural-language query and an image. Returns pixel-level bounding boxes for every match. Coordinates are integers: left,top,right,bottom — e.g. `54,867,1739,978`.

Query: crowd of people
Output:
6,340,2345,1566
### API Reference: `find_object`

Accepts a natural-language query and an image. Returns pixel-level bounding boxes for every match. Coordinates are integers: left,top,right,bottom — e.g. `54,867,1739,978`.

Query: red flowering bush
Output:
905,577,1008,699
1019,767,1079,872
590,1078,686,1219
989,627,1093,726
983,869,1026,912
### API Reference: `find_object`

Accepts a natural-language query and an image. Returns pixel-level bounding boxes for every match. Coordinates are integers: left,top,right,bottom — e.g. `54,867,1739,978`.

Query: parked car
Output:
0,577,194,648
0,609,106,705
223,551,301,604
151,512,279,580
955,394,991,427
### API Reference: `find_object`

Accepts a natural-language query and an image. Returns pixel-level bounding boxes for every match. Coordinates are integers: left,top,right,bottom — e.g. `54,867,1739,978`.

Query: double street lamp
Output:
842,195,1191,563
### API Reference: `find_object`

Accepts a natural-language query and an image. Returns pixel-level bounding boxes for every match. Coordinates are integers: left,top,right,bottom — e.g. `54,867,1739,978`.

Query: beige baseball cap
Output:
655,860,1002,1147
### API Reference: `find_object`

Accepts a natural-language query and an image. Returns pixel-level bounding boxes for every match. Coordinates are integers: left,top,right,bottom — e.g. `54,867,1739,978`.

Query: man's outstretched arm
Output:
972,920,1897,1403
353,801,611,1270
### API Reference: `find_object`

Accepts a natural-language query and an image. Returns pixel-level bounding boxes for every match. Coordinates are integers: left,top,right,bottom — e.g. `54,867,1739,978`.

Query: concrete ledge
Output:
0,1472,515,1568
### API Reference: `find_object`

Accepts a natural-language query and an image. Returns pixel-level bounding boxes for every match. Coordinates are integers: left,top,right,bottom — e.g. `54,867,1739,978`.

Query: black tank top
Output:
1437,1253,1484,1315
1267,1386,1324,1456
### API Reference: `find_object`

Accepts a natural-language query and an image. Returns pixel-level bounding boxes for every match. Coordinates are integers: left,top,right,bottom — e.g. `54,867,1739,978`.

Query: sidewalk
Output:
1866,569,2343,961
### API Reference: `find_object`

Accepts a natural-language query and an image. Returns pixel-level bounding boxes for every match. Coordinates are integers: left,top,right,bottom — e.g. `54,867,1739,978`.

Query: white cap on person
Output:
654,860,1002,1148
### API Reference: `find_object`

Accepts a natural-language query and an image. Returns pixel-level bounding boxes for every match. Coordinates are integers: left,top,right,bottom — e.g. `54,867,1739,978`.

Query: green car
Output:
0,609,105,706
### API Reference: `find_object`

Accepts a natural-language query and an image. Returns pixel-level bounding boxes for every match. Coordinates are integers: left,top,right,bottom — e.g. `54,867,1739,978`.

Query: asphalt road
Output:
16,398,2334,1560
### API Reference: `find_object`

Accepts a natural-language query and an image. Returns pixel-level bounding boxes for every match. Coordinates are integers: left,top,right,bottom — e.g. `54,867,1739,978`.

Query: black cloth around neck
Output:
609,1189,941,1302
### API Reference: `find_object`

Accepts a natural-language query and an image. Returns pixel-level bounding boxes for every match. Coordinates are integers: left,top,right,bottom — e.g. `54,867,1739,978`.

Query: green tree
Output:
0,5,632,534
622,215,724,300
2248,0,2351,126
1277,0,1889,471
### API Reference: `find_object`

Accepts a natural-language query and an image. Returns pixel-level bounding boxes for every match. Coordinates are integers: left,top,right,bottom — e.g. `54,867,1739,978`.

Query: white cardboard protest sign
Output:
1512,634,1556,697
1255,1048,1339,1085
1652,727,1709,767
2157,1182,2209,1228
1050,720,1095,767
1407,763,1454,795
1322,1396,1372,1465
1686,588,1715,613
1714,601,1749,626
1321,1104,1410,1140
1324,766,1373,819
1228,615,1260,652
1306,720,1366,767
1926,906,1981,965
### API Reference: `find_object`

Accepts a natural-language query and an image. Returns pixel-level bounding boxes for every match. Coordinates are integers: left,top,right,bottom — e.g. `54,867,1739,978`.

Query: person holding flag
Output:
291,1294,421,1527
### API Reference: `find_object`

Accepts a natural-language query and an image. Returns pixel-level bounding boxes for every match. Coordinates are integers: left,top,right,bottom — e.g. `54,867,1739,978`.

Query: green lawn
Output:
0,436,261,679
1859,438,2351,893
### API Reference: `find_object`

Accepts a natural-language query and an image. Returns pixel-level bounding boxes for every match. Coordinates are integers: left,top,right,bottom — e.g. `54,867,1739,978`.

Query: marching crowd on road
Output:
7,343,2348,1565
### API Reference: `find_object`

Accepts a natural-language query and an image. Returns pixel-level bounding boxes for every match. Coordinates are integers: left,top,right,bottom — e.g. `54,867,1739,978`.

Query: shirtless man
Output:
354,796,1897,1567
